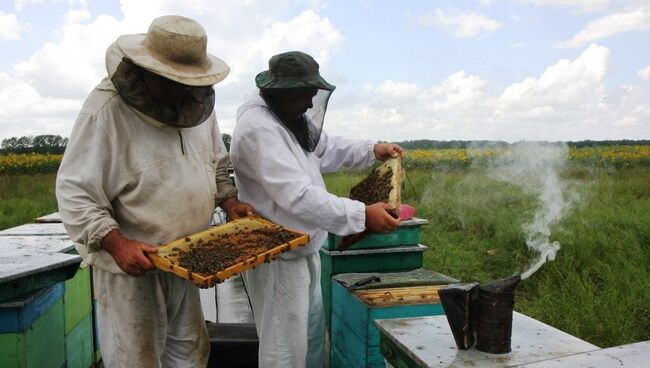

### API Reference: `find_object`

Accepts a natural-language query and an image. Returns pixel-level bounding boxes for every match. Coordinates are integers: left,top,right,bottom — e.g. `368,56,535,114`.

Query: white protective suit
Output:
230,93,376,368
56,74,236,366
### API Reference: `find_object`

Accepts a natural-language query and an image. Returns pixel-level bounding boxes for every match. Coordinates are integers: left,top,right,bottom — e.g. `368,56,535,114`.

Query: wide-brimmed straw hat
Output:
114,15,229,86
256,51,335,91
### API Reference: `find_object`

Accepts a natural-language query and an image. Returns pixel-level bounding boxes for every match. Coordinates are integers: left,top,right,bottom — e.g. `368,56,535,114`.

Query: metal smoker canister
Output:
475,274,521,354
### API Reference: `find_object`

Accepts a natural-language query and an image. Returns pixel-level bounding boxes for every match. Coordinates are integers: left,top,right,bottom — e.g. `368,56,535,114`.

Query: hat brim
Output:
117,34,230,87
255,70,335,91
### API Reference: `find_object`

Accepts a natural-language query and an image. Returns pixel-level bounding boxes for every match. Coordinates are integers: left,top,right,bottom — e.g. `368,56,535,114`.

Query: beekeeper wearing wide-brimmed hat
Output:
56,15,254,367
230,51,405,367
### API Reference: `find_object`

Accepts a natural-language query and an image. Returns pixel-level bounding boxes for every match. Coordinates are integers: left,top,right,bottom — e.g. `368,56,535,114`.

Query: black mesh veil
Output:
301,88,332,151
261,88,333,152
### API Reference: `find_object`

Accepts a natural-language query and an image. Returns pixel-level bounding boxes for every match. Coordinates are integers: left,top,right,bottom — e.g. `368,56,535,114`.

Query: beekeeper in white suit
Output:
230,51,405,368
56,15,254,367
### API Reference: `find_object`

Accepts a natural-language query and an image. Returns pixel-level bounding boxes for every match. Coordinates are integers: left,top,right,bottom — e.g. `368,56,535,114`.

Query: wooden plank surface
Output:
355,285,443,306
518,340,650,367
0,236,75,254
376,313,599,368
0,222,68,236
0,250,80,282
35,212,62,223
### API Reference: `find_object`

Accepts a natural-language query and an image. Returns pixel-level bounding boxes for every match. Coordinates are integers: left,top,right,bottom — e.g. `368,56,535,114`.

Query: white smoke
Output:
482,142,577,280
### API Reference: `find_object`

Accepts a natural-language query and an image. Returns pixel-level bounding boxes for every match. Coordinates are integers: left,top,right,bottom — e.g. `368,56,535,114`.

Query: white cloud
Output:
639,64,650,80
323,44,649,142
326,71,491,141
613,116,639,127
555,7,650,48
497,44,609,112
522,0,614,13
1,0,341,140
613,104,650,127
419,9,501,38
12,13,123,99
0,72,80,117
0,11,30,40
3,0,649,142
14,0,88,12
0,72,81,138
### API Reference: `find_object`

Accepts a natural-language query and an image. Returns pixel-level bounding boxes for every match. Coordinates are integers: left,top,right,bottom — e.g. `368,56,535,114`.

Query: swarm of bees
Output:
177,227,298,274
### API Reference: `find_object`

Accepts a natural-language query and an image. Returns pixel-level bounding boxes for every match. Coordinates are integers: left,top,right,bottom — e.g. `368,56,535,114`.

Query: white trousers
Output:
242,253,325,368
93,268,210,368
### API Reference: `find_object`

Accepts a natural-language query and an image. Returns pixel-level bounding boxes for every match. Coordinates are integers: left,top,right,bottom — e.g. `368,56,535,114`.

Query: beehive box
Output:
63,264,91,334
149,217,309,288
64,313,94,368
0,236,80,302
320,244,427,329
330,270,457,368
322,218,428,251
0,283,66,368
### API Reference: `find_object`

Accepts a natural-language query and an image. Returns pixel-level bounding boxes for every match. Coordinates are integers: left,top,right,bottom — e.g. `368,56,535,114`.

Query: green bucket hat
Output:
255,51,335,91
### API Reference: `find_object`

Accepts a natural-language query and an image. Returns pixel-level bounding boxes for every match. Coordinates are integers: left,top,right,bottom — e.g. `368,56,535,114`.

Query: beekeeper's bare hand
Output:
101,229,157,277
221,197,255,220
365,202,401,233
374,143,405,161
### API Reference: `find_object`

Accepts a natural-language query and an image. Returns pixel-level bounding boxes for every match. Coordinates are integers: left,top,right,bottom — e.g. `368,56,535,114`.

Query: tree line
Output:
1,135,68,154
393,139,650,150
1,134,233,154
3,135,650,154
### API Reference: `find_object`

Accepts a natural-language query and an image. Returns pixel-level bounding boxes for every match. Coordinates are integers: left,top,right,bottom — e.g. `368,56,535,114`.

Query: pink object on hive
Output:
399,204,416,220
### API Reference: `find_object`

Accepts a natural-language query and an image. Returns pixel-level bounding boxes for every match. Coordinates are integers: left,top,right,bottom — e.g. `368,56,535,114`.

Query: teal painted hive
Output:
64,264,91,333
322,218,428,251
65,313,94,368
329,270,457,368
321,244,426,328
0,283,66,368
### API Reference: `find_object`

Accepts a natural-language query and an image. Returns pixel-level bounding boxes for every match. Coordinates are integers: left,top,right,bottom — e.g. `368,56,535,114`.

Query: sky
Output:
1,0,649,143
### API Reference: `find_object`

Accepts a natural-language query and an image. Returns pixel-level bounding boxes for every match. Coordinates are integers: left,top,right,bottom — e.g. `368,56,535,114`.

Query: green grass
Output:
0,174,58,230
325,167,650,348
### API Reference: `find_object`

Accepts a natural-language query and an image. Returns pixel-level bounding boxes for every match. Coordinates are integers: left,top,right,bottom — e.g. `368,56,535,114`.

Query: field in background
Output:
2,145,650,174
1,163,648,348
0,174,58,229
324,166,650,348
405,145,650,169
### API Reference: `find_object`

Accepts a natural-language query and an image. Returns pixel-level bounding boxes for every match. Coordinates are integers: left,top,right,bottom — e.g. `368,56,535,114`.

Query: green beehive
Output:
64,264,92,333
322,218,428,251
65,313,94,368
0,284,66,368
329,270,457,368
320,244,426,328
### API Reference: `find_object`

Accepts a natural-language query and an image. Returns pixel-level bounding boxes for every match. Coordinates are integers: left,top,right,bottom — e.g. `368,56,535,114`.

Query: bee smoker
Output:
438,274,521,354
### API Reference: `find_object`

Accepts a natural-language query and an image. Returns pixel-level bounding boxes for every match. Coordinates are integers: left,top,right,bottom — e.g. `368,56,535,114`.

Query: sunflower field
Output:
0,153,63,174
2,145,650,174
404,145,650,169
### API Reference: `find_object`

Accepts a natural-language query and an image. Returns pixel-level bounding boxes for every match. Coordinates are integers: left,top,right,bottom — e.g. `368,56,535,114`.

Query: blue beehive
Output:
322,218,428,251
0,283,66,368
329,270,457,368
321,244,427,329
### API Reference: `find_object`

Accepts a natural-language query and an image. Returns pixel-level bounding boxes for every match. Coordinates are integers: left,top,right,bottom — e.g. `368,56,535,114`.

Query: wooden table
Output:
375,312,599,368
